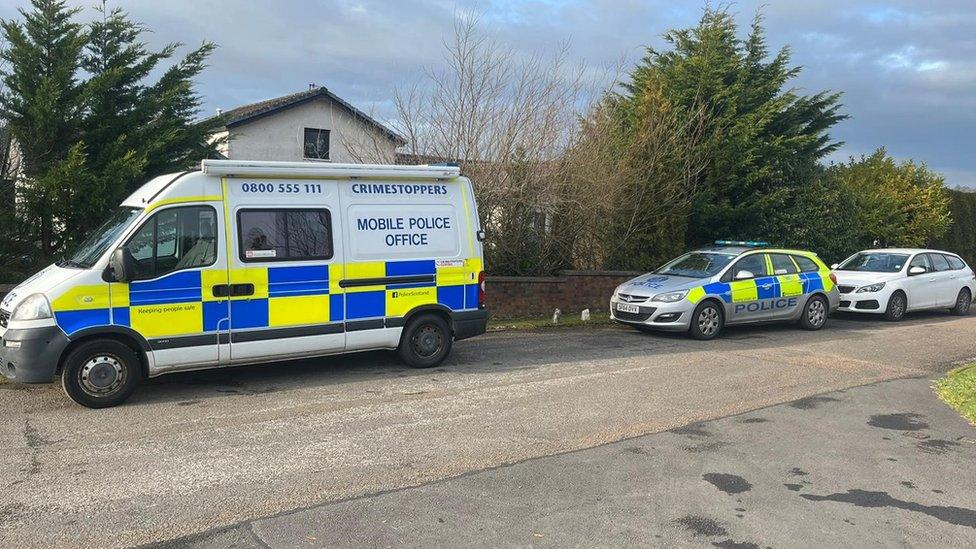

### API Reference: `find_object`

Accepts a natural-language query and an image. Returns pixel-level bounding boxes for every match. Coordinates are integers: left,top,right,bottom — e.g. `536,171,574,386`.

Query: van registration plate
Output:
615,302,640,314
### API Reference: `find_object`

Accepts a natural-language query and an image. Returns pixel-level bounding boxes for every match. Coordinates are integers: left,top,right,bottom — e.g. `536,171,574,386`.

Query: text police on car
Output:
610,241,840,339
0,160,488,408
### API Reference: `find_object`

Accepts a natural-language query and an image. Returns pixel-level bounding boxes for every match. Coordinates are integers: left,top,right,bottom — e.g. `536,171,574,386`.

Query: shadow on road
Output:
115,309,970,408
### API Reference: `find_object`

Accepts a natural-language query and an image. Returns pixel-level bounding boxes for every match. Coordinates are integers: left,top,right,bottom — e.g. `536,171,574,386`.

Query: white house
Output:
211,86,405,163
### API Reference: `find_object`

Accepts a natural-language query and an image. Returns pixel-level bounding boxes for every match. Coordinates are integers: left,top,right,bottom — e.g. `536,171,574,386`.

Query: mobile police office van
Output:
0,160,488,408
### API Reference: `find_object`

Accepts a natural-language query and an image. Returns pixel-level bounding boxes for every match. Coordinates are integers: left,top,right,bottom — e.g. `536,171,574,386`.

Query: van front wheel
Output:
61,339,142,408
398,314,453,368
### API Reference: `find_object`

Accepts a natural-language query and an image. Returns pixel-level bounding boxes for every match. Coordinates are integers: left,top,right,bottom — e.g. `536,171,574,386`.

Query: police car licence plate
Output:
615,302,640,314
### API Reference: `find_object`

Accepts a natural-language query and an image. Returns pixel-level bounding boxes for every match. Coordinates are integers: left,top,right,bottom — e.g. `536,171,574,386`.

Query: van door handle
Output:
212,284,254,297
230,283,254,297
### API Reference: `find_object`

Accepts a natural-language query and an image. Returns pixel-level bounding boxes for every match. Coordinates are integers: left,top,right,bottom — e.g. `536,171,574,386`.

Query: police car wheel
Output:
950,288,971,316
800,295,828,330
398,314,453,368
883,291,907,322
689,301,723,340
61,339,142,409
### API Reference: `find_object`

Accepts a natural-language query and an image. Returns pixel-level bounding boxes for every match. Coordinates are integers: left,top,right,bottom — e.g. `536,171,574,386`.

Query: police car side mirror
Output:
734,270,754,280
908,266,927,276
104,248,133,283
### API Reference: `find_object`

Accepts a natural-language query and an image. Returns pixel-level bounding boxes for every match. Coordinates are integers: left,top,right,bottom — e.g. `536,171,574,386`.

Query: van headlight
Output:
10,293,53,321
856,282,886,293
652,290,688,303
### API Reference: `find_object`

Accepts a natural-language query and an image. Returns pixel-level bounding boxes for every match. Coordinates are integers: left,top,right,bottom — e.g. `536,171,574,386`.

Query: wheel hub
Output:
80,355,124,395
808,300,826,326
413,325,443,358
698,307,719,335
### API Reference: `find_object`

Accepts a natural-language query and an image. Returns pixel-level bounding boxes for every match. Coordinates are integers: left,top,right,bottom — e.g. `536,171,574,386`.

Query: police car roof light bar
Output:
201,159,461,180
714,240,770,247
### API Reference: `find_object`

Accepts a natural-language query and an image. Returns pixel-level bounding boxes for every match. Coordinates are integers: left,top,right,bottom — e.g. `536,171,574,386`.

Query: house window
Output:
303,128,330,160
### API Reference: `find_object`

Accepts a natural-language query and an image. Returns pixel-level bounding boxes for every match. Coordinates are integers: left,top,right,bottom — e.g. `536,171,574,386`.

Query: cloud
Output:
0,0,972,187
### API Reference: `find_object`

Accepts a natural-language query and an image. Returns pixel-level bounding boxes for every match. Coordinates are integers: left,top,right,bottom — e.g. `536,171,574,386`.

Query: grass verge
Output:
488,312,613,331
934,362,976,425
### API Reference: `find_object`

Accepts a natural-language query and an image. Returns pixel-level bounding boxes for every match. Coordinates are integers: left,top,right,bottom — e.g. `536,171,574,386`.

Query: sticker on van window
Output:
245,249,277,259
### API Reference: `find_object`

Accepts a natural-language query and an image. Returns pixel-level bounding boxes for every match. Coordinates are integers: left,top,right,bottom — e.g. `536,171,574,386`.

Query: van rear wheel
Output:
61,339,142,409
398,314,453,368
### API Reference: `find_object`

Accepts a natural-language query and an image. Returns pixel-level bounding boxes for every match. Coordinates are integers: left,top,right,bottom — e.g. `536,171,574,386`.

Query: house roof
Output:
215,86,406,145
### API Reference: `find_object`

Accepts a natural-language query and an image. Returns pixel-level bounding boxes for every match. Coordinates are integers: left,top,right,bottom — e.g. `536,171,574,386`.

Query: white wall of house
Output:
223,97,398,163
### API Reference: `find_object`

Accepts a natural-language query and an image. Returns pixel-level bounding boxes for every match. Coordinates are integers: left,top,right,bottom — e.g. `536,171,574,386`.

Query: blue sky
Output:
2,0,974,187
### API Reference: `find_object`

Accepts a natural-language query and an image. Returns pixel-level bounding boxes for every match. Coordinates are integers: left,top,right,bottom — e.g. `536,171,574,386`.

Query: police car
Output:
0,160,487,408
610,241,840,339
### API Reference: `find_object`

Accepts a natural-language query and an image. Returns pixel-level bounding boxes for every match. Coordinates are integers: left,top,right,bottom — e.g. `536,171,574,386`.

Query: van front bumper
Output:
454,309,488,341
0,326,68,383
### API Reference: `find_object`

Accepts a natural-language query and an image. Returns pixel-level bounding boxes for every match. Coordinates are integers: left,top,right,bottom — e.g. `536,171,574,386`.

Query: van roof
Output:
200,160,461,180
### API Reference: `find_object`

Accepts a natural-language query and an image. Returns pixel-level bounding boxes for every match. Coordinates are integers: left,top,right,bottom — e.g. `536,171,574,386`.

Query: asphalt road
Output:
170,377,976,548
1,312,974,548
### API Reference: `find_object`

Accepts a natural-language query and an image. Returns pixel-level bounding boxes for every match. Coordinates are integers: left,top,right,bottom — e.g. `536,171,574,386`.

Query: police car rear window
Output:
238,209,333,262
793,255,820,273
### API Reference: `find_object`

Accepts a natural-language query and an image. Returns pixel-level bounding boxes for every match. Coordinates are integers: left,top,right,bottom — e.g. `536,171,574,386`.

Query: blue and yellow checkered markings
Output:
50,258,481,337
55,309,110,335
702,282,733,303
800,272,825,294
755,276,780,300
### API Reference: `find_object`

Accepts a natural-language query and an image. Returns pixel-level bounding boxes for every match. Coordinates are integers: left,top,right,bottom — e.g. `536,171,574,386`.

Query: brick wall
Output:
487,270,640,319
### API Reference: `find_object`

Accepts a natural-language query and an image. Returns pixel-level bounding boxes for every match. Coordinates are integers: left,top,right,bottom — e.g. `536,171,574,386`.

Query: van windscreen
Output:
61,207,143,269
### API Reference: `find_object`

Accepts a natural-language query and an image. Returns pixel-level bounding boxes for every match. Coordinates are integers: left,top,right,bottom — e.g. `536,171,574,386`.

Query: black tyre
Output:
799,294,829,330
883,291,907,322
398,314,453,368
950,288,972,316
61,339,142,409
689,300,723,340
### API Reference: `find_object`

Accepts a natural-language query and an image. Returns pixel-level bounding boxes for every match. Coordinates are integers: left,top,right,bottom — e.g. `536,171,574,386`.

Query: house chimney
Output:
309,83,317,90
215,108,223,116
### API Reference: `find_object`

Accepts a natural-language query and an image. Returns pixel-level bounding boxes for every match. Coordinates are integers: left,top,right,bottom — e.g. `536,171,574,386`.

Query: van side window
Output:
769,254,798,275
945,255,966,270
239,209,333,262
792,255,819,273
123,206,218,280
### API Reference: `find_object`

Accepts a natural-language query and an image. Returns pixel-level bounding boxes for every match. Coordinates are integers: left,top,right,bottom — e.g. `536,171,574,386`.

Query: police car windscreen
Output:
656,252,737,278
837,252,908,273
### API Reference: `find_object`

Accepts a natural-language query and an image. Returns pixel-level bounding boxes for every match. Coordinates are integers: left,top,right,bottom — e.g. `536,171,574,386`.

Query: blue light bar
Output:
714,240,770,247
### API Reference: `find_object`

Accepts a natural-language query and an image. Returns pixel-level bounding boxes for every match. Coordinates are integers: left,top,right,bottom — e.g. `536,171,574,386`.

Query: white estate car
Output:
831,248,976,321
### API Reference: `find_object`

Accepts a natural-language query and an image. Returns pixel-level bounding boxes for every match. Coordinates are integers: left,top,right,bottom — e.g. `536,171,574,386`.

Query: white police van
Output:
0,160,488,408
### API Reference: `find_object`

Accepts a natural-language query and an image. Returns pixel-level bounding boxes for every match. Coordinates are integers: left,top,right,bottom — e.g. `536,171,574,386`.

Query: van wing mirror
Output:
908,266,927,276
734,270,754,280
104,247,135,283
